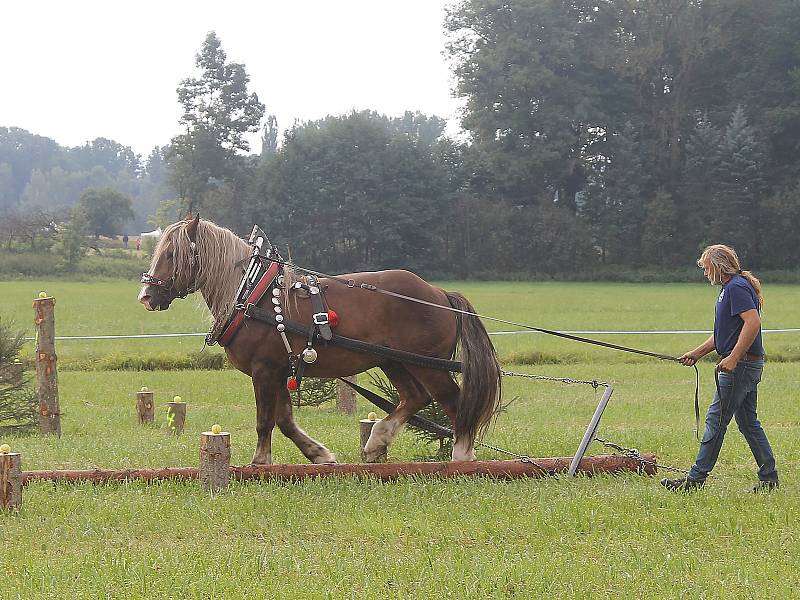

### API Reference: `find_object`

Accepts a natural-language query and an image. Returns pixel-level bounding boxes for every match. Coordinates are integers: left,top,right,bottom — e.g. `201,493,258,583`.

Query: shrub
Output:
0,318,38,433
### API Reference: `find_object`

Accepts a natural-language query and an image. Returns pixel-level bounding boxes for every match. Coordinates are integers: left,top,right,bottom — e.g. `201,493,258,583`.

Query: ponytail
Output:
740,270,764,309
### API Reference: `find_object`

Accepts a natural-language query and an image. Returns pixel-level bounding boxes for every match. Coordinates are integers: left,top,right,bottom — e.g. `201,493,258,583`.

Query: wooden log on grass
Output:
233,454,657,481
199,429,230,493
0,451,22,510
360,417,386,463
20,454,657,486
165,400,186,435
33,294,61,436
336,377,357,414
22,466,198,485
136,389,155,424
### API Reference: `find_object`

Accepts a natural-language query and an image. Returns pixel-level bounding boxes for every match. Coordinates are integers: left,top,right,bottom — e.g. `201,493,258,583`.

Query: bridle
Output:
140,240,201,301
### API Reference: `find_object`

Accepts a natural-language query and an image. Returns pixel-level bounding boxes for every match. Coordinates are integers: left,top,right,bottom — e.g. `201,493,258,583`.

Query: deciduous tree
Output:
78,187,134,239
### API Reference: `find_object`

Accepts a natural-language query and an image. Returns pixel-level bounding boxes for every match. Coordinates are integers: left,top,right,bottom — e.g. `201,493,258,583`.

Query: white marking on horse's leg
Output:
312,450,337,464
452,436,476,461
251,451,272,465
282,422,337,464
363,419,406,461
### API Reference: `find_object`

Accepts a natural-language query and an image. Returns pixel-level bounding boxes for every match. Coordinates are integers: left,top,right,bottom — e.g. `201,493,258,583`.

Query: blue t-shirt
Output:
714,275,764,358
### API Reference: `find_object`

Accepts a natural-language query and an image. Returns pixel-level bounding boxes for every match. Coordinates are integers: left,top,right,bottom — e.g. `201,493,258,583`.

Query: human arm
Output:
717,309,761,373
678,334,716,366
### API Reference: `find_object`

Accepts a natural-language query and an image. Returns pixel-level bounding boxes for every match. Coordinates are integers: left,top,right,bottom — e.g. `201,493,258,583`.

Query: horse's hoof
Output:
362,447,388,463
249,454,272,466
313,453,337,465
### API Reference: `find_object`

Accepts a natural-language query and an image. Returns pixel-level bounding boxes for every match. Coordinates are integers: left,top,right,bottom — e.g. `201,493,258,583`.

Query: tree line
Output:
2,1,799,277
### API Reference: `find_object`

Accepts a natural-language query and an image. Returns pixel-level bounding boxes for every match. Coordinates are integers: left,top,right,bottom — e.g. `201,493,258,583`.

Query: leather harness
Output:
204,225,461,390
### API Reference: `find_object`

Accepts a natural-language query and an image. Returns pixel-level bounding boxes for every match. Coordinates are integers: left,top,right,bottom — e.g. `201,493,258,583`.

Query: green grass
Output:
1,365,799,598
2,279,799,366
1,279,799,597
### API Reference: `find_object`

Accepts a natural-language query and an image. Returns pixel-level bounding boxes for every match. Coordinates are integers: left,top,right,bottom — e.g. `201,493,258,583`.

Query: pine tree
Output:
709,106,767,262
0,318,37,433
640,190,682,266
681,114,722,253
168,32,265,218
605,122,651,265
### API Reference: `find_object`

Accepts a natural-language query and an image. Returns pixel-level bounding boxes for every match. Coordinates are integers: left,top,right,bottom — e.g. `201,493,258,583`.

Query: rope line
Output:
21,329,799,342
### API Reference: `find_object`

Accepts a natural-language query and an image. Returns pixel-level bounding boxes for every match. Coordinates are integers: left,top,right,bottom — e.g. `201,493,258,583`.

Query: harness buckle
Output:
313,312,329,326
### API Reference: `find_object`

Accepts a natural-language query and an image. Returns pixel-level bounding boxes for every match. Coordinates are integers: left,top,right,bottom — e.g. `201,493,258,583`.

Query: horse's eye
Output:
166,251,174,259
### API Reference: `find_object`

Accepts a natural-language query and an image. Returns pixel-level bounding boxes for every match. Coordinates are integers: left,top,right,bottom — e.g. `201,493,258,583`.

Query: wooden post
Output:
166,402,186,435
136,390,155,424
199,430,230,493
0,452,22,510
360,418,386,463
33,295,60,436
336,377,357,415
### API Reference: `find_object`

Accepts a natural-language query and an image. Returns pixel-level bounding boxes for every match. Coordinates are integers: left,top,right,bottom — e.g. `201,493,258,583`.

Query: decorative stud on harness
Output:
206,225,340,393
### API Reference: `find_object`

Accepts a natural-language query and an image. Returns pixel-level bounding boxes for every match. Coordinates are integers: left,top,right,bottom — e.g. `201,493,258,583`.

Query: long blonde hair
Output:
153,218,304,326
697,244,763,308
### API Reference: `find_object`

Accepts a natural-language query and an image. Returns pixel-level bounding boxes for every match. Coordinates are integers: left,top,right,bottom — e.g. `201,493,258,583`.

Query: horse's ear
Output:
186,213,200,242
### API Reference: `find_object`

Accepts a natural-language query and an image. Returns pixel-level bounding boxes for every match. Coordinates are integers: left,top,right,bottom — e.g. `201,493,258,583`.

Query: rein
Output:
259,255,703,438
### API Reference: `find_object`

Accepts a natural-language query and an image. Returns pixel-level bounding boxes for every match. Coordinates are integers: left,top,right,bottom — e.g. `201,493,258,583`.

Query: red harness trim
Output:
217,261,280,347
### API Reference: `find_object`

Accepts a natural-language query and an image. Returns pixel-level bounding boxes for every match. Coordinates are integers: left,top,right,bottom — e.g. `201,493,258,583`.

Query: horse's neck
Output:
198,233,250,324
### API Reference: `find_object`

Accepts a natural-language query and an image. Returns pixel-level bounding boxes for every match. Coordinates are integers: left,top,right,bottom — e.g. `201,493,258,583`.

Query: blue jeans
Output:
688,359,778,482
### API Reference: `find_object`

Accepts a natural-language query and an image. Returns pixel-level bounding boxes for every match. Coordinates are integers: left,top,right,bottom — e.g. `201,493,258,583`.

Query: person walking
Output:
661,244,779,492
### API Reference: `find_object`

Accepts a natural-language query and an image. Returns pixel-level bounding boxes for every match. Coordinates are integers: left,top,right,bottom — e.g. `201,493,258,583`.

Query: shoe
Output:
752,480,779,493
660,477,705,492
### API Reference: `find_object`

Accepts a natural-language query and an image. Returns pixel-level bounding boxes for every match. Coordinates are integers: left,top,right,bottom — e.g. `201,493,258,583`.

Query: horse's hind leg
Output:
275,385,337,464
363,364,430,462
407,367,476,461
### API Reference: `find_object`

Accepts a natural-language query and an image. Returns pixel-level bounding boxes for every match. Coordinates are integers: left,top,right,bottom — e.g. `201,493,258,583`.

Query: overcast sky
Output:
1,0,463,157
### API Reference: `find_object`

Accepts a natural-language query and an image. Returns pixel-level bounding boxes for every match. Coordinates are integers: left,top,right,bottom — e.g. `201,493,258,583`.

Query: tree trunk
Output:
136,391,155,425
20,455,658,486
0,453,22,510
336,377,357,415
33,296,60,436
199,431,230,493
165,402,187,435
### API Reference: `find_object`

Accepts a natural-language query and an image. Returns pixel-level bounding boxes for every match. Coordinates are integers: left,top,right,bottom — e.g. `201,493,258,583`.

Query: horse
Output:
138,215,501,464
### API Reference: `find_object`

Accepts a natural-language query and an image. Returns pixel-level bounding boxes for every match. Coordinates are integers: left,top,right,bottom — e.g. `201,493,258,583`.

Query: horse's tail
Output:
446,291,502,444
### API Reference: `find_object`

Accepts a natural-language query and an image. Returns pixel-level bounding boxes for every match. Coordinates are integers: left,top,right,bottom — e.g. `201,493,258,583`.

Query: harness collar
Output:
206,226,283,347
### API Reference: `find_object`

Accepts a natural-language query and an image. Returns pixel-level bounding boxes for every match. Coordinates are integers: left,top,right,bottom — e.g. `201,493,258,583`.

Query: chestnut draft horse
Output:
138,216,501,464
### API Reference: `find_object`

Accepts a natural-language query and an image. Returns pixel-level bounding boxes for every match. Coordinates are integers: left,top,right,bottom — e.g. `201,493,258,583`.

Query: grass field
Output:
1,278,799,598
3,278,799,365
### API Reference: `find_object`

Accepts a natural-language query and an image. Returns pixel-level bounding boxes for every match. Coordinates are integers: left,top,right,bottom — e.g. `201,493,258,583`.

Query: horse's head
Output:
138,214,201,311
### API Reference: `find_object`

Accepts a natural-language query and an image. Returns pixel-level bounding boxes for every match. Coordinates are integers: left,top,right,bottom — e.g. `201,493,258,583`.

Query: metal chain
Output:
594,437,690,475
473,440,550,474
501,369,608,388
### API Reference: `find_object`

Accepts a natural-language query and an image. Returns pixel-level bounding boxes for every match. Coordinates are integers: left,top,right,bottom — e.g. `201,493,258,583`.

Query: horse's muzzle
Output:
138,286,173,311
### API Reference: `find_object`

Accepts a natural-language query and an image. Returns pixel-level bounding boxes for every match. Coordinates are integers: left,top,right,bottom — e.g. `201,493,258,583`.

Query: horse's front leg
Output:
276,385,337,464
251,372,279,465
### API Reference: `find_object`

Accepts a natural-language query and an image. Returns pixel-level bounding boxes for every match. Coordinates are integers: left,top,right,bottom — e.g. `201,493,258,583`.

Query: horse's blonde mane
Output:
152,218,303,327
158,219,250,324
